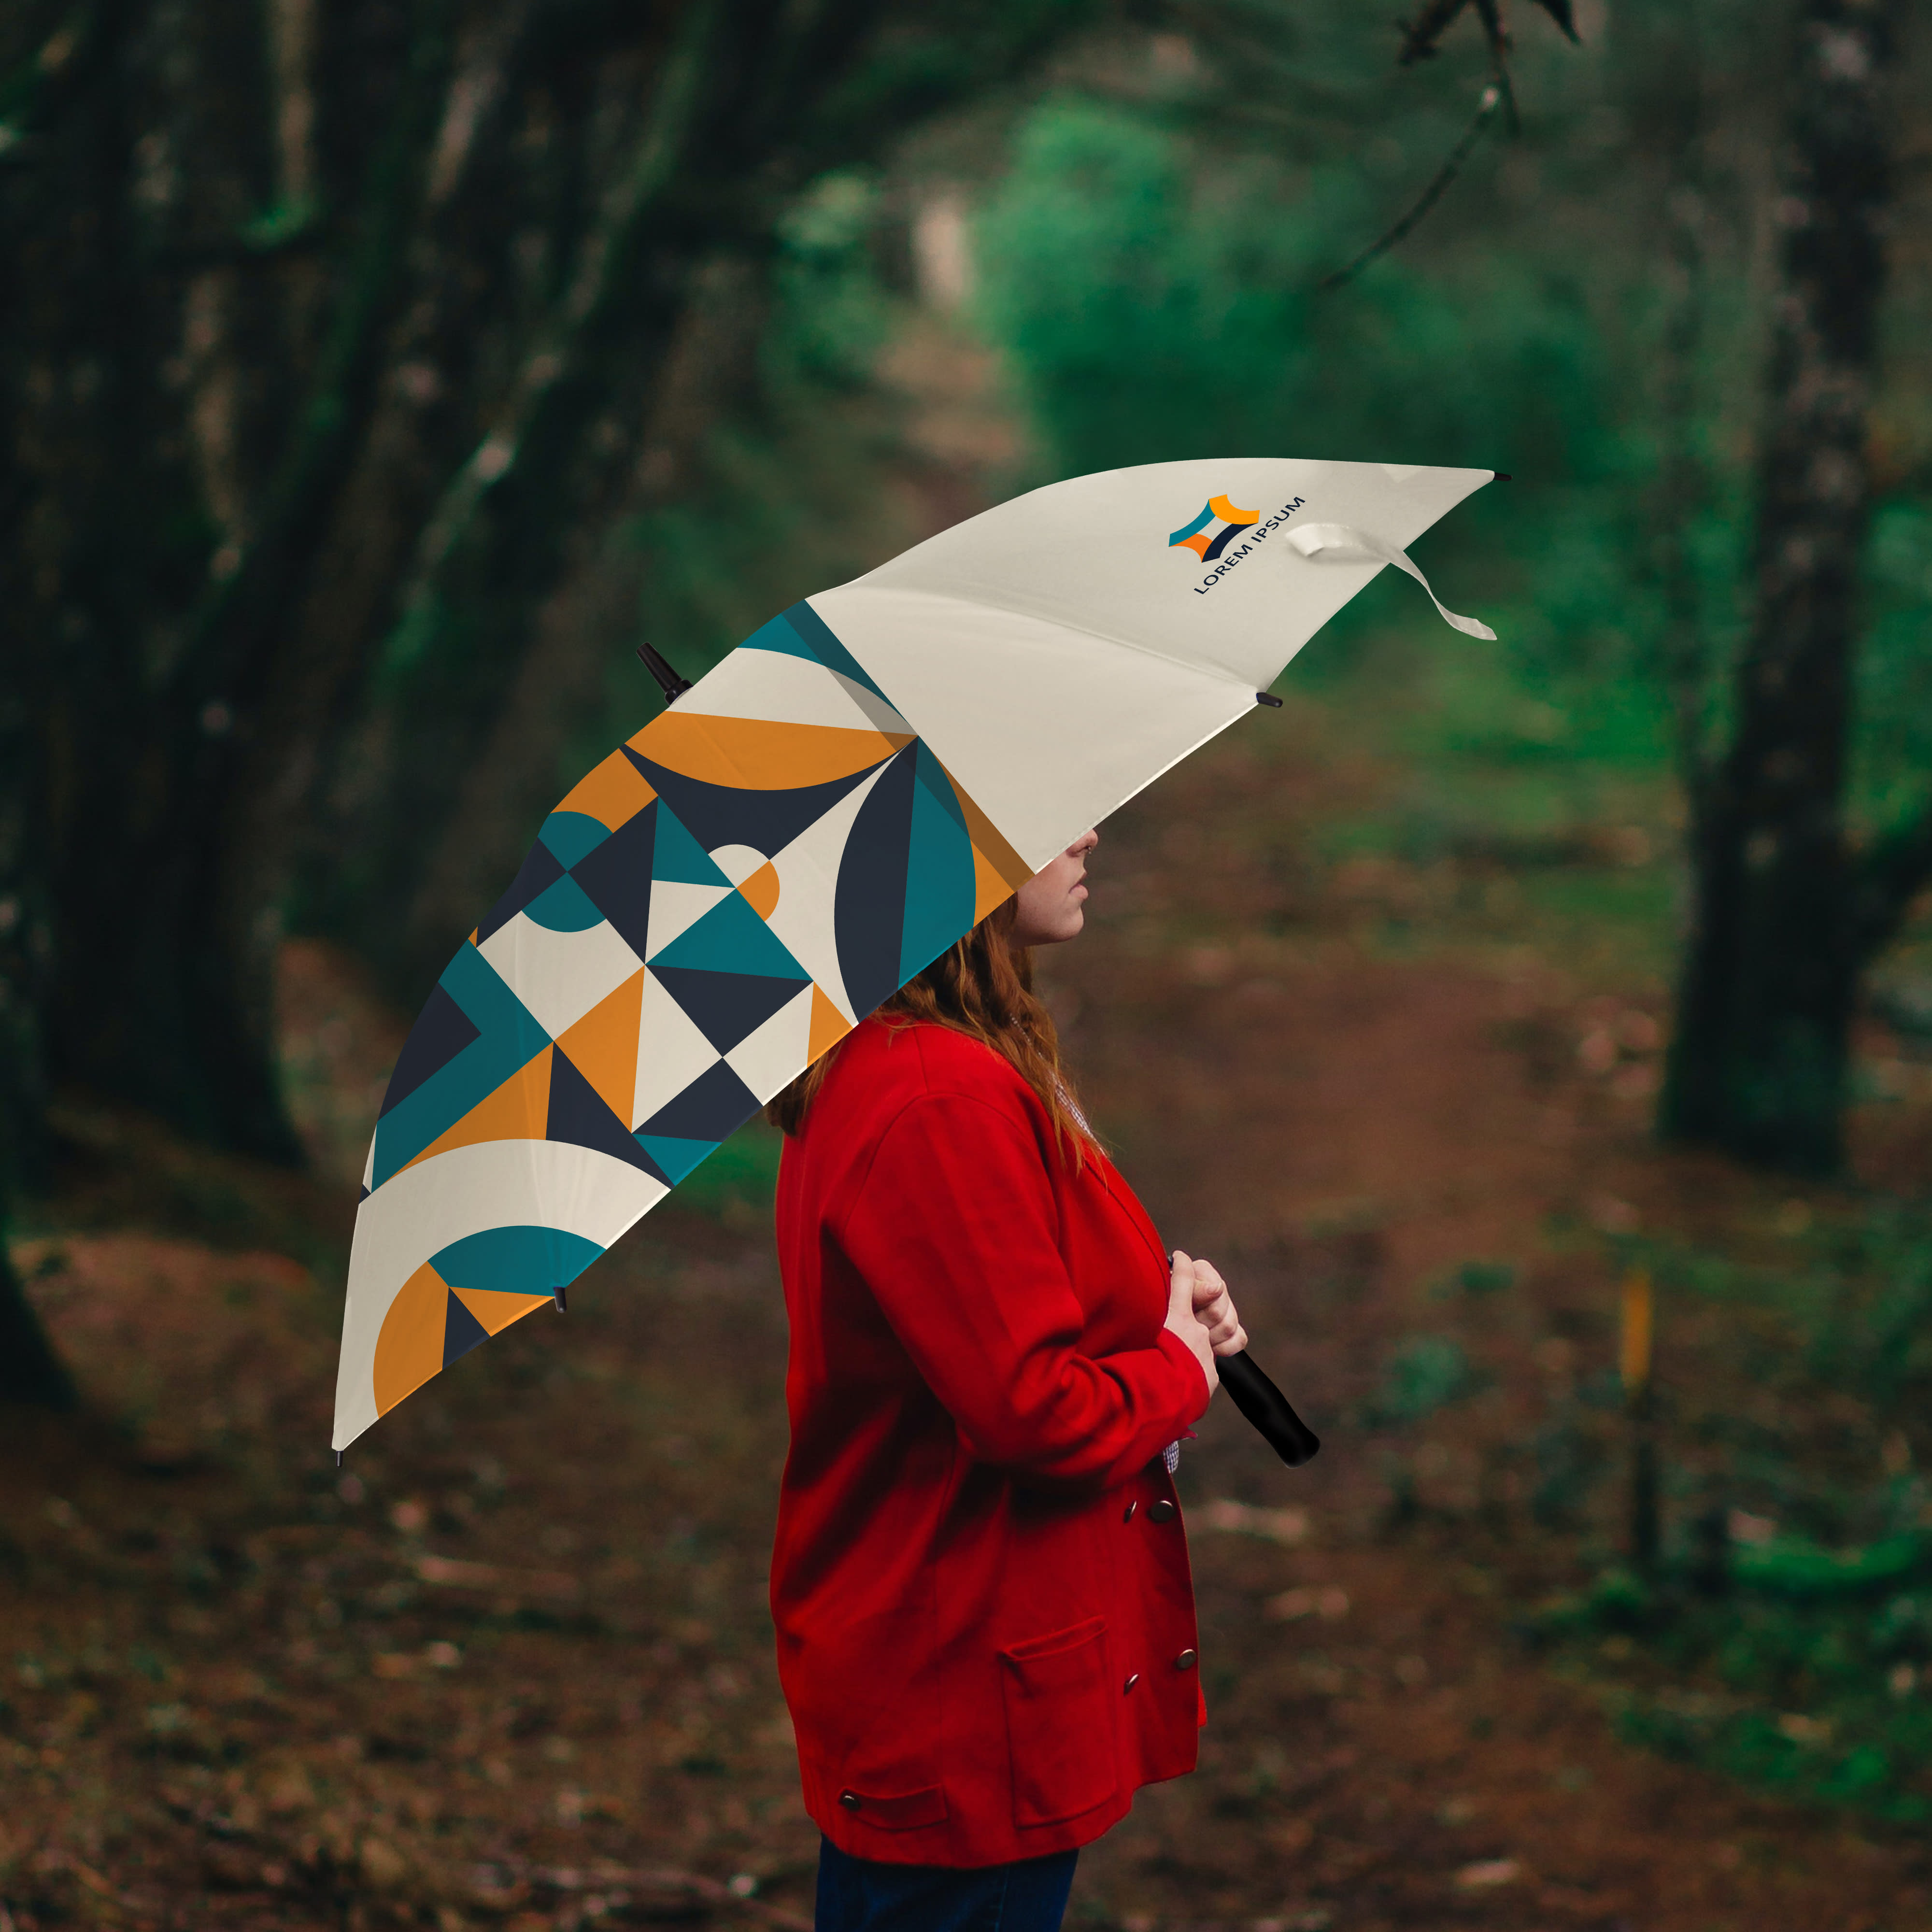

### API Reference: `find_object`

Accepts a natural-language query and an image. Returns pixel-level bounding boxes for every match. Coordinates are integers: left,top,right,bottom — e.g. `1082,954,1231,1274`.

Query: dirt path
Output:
4,711,1928,1930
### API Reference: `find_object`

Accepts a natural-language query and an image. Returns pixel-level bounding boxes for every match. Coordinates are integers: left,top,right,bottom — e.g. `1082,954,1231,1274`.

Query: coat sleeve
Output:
838,1092,1210,1488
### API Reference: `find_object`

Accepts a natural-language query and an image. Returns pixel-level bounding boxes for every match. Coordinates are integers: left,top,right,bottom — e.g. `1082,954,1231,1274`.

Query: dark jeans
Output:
814,1836,1078,1932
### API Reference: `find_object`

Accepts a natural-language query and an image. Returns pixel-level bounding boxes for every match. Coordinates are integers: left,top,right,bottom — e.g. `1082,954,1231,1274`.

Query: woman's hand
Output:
1176,1250,1247,1358
1165,1250,1221,1392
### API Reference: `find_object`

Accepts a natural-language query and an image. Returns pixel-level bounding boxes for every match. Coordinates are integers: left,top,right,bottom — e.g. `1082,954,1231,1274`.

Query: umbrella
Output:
332,456,1497,1455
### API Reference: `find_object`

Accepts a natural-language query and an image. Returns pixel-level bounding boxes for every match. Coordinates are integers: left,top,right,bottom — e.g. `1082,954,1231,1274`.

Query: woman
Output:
766,828,1247,1932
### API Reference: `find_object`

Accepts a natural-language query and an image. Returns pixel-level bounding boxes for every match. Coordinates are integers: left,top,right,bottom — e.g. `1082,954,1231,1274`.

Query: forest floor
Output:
6,693,1932,1932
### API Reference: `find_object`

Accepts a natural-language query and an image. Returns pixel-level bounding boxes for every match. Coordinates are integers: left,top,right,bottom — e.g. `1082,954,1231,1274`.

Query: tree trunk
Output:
1661,0,1903,1175
0,502,74,1407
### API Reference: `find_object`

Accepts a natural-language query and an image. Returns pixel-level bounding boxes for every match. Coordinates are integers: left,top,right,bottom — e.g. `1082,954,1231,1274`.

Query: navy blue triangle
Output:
569,799,657,959
651,966,804,1055
636,1059,762,1143
546,1046,672,1183
441,1289,490,1368
380,982,482,1117
625,747,884,862
475,838,566,945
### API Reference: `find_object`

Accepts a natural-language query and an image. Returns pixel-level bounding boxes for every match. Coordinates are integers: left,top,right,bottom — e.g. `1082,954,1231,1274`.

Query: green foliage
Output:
615,170,912,721
674,1120,784,1222
1432,1258,1517,1299
977,94,1621,480
1537,1555,1932,1825
1856,500,1932,832
974,94,1639,699
1361,1331,1483,1427
1533,1200,1932,1822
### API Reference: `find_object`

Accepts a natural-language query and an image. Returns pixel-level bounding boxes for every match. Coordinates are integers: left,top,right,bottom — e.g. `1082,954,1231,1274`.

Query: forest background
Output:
6,0,1932,1927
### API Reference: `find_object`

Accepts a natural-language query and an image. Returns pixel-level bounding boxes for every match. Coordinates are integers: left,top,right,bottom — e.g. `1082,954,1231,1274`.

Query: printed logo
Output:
1168,494,1260,563
1174,492,1308,596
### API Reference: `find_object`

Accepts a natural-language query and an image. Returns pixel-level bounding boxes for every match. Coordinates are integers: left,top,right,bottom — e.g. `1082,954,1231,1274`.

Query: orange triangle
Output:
554,969,644,1123
555,747,657,831
808,984,852,1065
449,1285,554,1337
402,1046,553,1173
971,844,1018,923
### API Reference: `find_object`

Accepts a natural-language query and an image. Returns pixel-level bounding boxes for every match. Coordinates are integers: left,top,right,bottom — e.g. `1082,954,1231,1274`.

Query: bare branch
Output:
1318,85,1502,291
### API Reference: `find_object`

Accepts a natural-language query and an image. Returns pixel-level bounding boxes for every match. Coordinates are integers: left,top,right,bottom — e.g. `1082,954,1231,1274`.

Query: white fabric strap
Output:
1288,522,1496,641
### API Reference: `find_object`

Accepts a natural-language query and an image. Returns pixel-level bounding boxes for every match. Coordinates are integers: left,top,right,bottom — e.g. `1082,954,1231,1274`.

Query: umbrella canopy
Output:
332,457,1495,1451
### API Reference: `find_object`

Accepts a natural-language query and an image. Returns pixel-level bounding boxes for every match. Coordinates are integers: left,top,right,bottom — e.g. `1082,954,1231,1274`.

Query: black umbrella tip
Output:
1255,691,1284,708
553,1286,568,1312
1492,471,1513,483
636,641,694,704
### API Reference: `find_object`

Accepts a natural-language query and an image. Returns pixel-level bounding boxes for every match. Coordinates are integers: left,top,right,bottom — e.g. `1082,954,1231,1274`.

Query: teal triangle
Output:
652,803,732,887
900,758,977,984
635,1135,717,1184
651,887,810,979
913,739,967,831
738,603,895,708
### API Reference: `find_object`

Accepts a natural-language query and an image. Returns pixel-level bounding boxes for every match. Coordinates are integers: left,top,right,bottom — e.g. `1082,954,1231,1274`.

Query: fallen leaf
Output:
1200,1498,1309,1545
1455,1858,1521,1889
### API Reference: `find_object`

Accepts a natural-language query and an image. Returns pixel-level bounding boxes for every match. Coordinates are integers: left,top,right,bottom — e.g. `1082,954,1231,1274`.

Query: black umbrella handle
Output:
1218,1348,1321,1468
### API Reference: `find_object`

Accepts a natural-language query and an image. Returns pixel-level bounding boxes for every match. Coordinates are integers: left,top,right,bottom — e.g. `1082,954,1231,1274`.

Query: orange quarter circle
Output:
372,1262,451,1417
739,861,781,921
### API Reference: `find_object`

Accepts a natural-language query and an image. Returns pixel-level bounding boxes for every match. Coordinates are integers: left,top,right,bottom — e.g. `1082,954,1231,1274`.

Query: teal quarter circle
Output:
524,872,607,932
539,810,611,869
430,1224,606,1295
899,750,978,984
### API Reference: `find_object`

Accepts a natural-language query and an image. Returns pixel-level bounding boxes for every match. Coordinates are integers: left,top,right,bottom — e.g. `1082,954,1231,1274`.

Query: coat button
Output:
838,1790,861,1810
1122,1500,1138,1523
1147,1499,1177,1523
1123,1673,1139,1693
1174,1648,1197,1670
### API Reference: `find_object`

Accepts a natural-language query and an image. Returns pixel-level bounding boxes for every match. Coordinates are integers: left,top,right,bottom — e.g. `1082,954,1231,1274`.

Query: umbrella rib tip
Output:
1254,691,1284,708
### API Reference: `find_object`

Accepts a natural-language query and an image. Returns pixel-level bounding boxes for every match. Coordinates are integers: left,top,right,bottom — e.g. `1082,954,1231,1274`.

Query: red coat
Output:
770,1017,1211,1868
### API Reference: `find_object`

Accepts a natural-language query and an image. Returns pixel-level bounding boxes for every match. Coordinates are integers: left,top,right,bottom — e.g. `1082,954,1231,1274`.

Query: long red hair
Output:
765,897,1091,1158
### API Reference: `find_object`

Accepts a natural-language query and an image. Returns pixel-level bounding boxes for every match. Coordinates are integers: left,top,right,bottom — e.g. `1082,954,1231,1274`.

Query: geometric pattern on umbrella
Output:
336,455,1504,1449
345,600,1033,1440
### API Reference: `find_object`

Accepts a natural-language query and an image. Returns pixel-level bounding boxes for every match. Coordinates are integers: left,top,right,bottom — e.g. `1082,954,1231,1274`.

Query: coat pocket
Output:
998,1615,1118,1828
